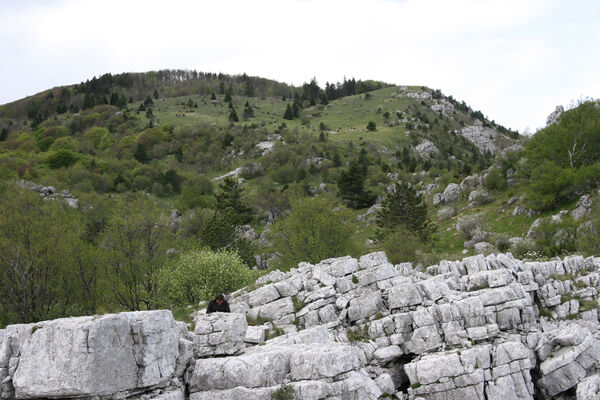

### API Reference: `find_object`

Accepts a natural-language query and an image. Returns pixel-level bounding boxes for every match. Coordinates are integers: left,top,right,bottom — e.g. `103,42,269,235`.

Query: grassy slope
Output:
0,83,524,263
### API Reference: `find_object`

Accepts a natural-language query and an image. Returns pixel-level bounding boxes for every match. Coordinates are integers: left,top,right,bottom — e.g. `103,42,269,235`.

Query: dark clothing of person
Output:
206,299,230,314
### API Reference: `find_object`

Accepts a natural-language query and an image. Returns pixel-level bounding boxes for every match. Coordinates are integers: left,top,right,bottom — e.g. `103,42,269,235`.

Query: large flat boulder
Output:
10,310,179,399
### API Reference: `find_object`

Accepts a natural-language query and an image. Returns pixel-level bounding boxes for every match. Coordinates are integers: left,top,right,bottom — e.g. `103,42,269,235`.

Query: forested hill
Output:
3,69,599,328
0,70,390,123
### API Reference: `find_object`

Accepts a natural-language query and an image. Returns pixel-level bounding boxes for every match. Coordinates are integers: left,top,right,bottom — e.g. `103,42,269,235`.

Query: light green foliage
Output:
532,216,576,257
524,101,600,210
483,168,505,191
177,176,214,211
156,248,253,307
0,185,83,324
382,225,423,264
268,196,357,269
48,136,78,152
271,384,295,400
45,149,80,169
102,193,170,310
85,126,114,150
576,203,600,255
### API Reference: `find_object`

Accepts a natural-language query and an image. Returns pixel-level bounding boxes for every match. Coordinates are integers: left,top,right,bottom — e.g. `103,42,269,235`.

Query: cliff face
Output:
2,252,600,400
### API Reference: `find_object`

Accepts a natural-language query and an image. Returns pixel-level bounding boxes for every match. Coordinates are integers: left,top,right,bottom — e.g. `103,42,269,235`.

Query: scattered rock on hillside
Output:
460,120,501,155
414,139,439,157
17,180,79,208
546,105,564,126
572,194,593,220
442,183,461,204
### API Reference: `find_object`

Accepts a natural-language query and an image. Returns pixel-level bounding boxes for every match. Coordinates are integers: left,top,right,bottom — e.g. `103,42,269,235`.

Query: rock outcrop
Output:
2,251,600,399
1,310,179,399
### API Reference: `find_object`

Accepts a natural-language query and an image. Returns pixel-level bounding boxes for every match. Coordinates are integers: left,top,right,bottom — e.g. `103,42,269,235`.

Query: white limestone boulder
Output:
11,310,179,399
193,312,247,357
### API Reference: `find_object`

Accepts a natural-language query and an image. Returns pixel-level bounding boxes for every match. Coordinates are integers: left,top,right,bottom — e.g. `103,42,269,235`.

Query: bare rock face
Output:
7,310,179,399
3,250,600,400
546,105,564,126
188,343,380,399
192,313,247,357
571,194,593,220
460,121,499,155
414,139,439,157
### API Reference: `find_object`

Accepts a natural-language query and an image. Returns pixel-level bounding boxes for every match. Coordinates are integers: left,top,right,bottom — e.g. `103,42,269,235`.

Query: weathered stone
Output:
289,343,362,380
247,285,280,307
387,283,422,309
257,297,295,321
347,291,383,321
12,311,179,399
244,326,266,344
193,313,247,357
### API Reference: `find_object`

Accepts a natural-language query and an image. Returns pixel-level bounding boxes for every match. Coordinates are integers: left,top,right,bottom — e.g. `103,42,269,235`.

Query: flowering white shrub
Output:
156,248,253,306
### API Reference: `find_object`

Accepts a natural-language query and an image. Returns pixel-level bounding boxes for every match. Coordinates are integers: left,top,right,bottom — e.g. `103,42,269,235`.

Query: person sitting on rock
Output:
206,293,230,313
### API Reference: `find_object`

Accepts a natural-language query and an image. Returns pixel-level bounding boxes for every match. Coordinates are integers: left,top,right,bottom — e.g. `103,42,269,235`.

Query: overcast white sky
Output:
0,0,598,132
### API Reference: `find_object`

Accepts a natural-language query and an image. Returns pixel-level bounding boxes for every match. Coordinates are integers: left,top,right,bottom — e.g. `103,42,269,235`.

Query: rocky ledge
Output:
1,252,600,399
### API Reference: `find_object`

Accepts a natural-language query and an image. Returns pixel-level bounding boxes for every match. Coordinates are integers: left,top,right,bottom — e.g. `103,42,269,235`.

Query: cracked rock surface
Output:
2,252,600,399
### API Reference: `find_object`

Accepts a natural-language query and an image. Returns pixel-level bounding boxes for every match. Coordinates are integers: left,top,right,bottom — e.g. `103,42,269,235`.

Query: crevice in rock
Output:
389,354,414,392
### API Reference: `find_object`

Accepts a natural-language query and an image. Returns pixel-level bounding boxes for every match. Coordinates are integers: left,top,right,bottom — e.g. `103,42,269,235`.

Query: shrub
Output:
366,121,377,131
382,226,423,264
456,214,485,240
45,149,80,169
495,235,511,253
533,216,577,257
156,249,253,306
483,168,506,191
268,197,357,269
271,384,295,400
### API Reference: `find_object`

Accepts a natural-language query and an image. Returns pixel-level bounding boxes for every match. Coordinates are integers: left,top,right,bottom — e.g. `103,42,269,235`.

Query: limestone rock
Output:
442,183,461,204
11,310,179,399
546,105,564,126
193,313,247,357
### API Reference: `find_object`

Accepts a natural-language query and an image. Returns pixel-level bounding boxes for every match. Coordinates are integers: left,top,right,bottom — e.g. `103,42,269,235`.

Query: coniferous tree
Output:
243,101,255,119
224,86,232,103
215,178,253,225
376,181,433,241
283,104,294,120
228,106,238,122
337,160,375,209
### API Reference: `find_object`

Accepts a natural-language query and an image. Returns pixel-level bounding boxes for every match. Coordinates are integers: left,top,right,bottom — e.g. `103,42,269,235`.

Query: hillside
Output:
1,70,600,330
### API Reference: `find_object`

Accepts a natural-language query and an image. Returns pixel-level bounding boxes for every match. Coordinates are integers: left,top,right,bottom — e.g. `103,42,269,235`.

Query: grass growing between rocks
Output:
347,324,370,343
292,297,305,313
270,384,295,400
265,324,285,340
246,315,272,326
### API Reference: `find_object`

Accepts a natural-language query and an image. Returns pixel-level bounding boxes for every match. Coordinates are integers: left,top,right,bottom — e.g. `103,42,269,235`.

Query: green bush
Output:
483,168,505,191
45,149,80,169
271,384,295,400
495,235,511,253
382,226,423,264
268,197,357,269
156,248,253,306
